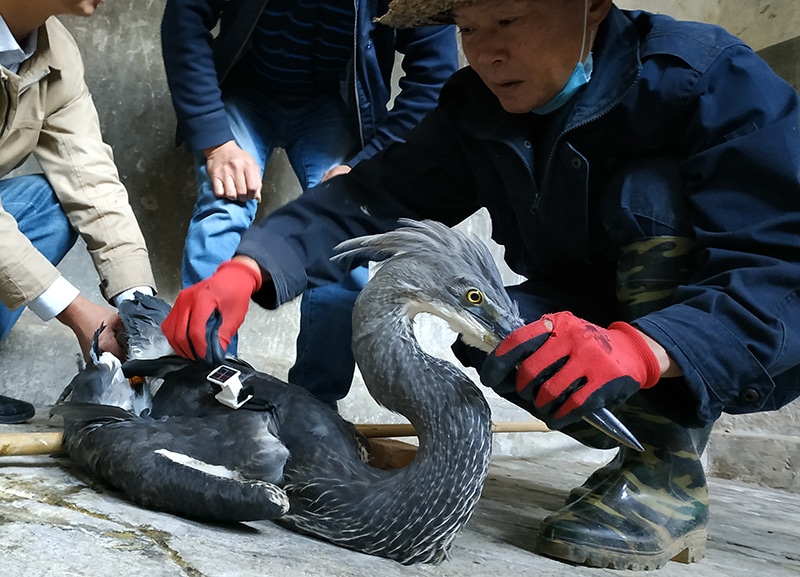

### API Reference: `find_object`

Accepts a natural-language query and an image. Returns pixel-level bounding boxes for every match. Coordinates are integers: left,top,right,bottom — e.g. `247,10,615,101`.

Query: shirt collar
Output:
0,14,38,74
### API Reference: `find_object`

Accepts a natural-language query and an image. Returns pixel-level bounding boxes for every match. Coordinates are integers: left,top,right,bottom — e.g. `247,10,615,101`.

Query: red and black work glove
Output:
161,260,261,366
480,311,661,429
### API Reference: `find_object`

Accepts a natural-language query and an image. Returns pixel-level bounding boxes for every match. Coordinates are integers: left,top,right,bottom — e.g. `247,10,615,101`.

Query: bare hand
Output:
321,164,351,183
204,140,263,202
56,294,126,361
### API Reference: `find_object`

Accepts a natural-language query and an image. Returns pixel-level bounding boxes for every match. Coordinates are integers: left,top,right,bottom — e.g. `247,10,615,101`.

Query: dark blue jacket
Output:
161,0,459,163
238,7,800,424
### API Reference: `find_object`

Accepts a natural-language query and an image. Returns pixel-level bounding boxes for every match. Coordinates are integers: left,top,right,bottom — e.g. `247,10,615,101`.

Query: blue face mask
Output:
532,52,593,116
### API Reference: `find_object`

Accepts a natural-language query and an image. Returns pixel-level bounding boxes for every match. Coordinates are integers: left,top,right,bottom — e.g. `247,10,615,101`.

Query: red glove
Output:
161,260,261,364
481,311,661,427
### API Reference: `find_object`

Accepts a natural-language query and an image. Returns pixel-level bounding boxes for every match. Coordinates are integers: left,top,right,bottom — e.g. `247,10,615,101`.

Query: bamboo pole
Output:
0,420,550,458
0,431,63,456
355,420,551,438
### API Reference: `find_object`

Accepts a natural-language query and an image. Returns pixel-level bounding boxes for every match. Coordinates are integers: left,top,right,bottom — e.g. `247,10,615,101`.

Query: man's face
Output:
454,0,592,114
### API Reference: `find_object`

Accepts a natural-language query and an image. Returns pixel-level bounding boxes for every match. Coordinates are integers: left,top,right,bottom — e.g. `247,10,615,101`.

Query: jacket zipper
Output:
542,79,639,190
351,0,365,149
219,0,269,84
520,78,640,215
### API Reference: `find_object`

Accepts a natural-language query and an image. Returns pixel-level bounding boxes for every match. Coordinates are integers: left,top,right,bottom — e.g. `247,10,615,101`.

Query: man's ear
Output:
587,0,613,31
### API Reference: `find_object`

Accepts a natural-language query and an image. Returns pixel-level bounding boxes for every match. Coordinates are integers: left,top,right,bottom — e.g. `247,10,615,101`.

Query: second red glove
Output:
161,259,262,364
482,311,661,427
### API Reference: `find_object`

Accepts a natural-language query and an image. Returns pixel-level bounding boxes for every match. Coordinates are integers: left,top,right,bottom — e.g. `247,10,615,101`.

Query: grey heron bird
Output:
54,219,639,563
53,219,523,564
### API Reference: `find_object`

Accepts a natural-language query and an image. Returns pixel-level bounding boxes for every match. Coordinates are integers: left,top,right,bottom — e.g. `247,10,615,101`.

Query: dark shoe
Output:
0,394,36,424
537,398,711,570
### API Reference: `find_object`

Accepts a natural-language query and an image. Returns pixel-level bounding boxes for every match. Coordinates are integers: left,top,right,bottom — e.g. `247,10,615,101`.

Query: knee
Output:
190,196,257,232
0,174,74,232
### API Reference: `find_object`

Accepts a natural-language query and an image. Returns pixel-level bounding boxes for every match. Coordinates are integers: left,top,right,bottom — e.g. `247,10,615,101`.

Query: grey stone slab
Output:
2,445,799,577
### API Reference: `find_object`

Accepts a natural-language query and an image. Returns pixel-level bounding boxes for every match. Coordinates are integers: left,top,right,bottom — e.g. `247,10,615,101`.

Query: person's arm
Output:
347,24,459,166
7,19,156,359
628,44,800,421
161,0,231,152
239,105,482,310
0,202,64,315
162,104,481,360
161,0,262,201
33,20,155,304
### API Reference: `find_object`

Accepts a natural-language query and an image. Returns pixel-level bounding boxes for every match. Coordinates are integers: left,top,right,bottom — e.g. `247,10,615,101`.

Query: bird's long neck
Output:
343,290,493,562
353,306,490,444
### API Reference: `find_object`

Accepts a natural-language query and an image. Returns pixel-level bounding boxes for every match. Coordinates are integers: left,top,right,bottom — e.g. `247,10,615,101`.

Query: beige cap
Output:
376,0,477,28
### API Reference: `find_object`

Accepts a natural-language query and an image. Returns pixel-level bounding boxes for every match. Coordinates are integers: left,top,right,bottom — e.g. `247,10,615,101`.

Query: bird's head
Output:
334,219,524,352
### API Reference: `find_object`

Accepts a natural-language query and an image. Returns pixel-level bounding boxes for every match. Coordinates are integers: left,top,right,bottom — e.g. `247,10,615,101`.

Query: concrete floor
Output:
2,412,799,577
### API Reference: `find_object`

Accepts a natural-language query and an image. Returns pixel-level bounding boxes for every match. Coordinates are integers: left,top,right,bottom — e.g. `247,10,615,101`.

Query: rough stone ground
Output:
2,413,798,577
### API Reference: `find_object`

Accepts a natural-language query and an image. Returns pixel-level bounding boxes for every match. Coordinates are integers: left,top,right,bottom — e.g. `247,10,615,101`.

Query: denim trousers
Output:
182,90,364,407
0,174,78,342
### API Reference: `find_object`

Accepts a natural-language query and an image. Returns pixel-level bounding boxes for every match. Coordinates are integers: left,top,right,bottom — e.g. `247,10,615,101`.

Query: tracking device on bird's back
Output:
207,365,253,409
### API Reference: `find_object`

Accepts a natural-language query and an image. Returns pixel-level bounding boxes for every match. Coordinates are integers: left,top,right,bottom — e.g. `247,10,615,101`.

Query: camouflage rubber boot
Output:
616,236,695,321
537,395,712,570
564,407,712,506
562,235,696,506
564,447,622,505
537,234,708,569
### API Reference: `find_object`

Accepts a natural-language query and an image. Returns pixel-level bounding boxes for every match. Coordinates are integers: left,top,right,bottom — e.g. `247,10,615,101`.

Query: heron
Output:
53,219,523,564
53,219,637,564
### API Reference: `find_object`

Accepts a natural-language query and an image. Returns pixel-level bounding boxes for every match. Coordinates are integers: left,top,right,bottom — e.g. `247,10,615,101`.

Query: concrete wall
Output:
617,0,800,51
2,2,798,489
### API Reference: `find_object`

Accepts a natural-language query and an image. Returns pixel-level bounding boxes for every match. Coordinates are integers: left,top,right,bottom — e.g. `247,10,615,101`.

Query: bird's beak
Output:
478,303,525,350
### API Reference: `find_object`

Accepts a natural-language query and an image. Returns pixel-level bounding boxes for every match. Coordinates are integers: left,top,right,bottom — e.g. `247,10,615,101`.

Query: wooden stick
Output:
355,421,551,438
0,420,550,458
0,431,63,456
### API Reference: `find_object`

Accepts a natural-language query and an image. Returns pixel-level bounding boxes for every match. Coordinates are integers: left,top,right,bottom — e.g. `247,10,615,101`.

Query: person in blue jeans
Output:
161,0,458,408
0,0,156,424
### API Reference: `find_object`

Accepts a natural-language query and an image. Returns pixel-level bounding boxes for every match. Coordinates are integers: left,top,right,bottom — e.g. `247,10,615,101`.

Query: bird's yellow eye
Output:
465,289,484,305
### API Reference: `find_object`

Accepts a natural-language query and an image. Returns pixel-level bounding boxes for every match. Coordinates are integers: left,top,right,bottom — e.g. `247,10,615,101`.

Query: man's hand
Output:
204,140,263,202
321,164,351,183
481,311,662,428
56,295,126,360
161,258,262,365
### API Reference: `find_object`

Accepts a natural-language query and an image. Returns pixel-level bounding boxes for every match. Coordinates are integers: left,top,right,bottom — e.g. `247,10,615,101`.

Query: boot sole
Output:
536,528,707,571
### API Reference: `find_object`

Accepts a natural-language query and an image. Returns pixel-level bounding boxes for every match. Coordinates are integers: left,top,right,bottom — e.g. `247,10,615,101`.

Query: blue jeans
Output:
0,175,78,342
182,91,363,406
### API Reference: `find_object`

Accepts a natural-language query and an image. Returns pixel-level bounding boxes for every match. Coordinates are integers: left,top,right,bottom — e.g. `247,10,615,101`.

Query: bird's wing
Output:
50,402,138,423
62,414,290,522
